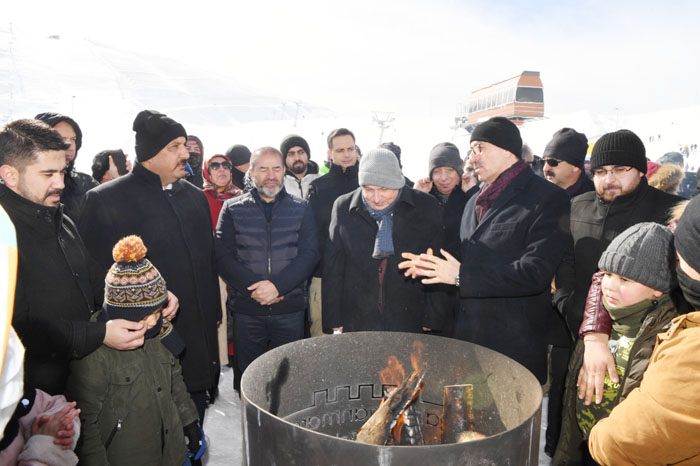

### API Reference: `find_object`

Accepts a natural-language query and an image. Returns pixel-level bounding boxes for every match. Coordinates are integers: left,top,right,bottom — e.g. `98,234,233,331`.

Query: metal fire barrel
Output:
241,332,542,466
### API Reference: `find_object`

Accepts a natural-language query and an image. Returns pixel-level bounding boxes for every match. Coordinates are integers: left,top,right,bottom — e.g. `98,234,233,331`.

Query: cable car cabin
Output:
467,71,544,125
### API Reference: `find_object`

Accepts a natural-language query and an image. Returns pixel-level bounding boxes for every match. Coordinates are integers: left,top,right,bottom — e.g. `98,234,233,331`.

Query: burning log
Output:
441,384,481,444
355,370,425,445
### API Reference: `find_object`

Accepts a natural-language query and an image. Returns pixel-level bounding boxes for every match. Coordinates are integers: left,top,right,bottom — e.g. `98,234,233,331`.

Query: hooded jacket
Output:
284,160,321,199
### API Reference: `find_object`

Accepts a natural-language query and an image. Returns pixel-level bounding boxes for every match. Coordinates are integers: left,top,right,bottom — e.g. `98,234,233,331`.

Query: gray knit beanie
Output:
429,142,463,179
358,148,405,189
598,222,676,293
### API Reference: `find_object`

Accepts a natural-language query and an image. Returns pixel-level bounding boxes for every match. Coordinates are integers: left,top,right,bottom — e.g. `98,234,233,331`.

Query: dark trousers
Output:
546,344,571,456
232,311,305,374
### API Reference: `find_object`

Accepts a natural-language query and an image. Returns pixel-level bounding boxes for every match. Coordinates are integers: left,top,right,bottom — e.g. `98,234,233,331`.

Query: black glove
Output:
183,421,206,460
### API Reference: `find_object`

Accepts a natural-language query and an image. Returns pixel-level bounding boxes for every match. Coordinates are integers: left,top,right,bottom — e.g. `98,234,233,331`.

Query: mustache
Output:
46,189,63,198
544,171,555,177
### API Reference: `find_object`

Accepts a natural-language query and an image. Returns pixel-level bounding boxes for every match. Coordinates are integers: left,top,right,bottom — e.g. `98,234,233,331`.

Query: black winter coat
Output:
323,188,447,333
554,178,682,337
307,162,359,277
429,185,475,257
61,170,99,224
0,184,105,395
78,163,221,393
456,168,570,383
215,188,319,315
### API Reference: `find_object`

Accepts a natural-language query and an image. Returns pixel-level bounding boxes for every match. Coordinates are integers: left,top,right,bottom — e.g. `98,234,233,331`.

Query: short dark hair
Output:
327,128,355,149
0,119,69,171
91,150,122,181
250,146,284,170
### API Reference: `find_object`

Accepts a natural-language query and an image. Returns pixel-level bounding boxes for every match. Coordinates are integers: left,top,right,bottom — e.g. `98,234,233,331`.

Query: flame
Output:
379,355,405,387
411,341,426,372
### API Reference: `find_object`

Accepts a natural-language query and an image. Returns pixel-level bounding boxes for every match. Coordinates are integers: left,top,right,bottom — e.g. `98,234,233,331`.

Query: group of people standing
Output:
1,108,700,465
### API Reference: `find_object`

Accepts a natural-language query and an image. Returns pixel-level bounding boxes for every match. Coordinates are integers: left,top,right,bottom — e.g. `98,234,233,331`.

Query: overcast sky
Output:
7,0,700,118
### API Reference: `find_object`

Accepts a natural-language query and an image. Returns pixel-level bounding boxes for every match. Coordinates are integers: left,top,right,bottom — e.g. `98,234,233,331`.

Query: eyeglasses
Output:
464,166,475,173
209,161,232,170
470,142,483,155
591,166,634,178
543,157,563,167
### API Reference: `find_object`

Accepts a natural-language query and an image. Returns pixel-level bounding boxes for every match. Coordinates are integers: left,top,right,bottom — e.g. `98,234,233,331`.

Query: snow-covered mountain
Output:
3,24,700,181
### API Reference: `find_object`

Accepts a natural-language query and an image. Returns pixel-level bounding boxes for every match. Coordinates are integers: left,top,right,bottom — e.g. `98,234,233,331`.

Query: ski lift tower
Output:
372,111,395,145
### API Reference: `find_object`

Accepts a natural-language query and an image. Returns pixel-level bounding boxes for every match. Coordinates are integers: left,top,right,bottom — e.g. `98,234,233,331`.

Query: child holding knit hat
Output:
67,236,204,466
553,222,681,464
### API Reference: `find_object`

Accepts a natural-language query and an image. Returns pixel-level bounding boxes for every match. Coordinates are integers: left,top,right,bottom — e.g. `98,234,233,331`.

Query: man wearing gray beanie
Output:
322,148,447,334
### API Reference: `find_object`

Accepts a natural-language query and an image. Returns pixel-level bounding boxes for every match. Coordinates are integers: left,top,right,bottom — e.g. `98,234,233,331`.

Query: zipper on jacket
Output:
105,418,122,449
266,216,272,277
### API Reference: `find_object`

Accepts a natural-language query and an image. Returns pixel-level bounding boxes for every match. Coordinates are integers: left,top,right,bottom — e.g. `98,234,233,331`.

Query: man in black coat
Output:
324,148,446,333
78,110,221,421
216,147,318,374
401,117,570,383
34,112,99,223
554,129,683,339
0,119,175,395
306,128,359,336
540,127,595,455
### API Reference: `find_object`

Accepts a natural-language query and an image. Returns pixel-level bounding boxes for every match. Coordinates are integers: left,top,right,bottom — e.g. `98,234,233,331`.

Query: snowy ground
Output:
202,366,552,466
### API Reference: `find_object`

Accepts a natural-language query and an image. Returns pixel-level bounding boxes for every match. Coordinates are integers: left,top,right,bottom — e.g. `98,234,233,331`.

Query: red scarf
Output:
474,159,528,222
202,155,241,200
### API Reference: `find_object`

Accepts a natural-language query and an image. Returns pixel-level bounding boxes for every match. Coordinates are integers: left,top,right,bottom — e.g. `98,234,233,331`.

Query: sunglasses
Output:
543,157,563,167
209,161,232,170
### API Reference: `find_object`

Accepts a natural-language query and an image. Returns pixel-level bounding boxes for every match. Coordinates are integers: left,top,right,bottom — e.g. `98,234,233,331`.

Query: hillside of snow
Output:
3,25,700,181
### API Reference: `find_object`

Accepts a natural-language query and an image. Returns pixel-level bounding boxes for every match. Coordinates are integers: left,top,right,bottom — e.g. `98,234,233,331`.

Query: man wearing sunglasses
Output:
554,129,682,364
542,128,594,199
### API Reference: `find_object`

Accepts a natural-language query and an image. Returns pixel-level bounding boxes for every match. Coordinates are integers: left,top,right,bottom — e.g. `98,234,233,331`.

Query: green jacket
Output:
553,296,678,465
66,337,198,466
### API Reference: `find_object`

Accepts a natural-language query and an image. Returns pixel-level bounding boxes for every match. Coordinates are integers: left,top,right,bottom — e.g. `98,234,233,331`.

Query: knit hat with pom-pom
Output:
104,235,168,321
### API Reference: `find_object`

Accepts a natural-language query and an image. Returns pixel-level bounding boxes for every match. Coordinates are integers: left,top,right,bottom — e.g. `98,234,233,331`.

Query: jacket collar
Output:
0,183,64,229
132,162,191,193
250,186,288,206
329,161,359,178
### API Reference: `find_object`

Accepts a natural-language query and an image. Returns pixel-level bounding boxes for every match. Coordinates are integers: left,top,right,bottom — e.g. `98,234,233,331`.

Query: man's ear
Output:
0,165,19,188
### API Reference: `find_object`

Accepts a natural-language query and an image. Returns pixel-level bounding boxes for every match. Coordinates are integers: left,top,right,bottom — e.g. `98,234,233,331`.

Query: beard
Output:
257,179,283,198
290,161,306,175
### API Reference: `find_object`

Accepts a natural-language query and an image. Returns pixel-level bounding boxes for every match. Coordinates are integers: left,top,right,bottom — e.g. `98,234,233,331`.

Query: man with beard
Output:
78,110,221,423
0,119,178,396
542,128,594,199
215,147,318,374
185,135,205,188
554,129,682,354
34,112,98,222
280,134,320,198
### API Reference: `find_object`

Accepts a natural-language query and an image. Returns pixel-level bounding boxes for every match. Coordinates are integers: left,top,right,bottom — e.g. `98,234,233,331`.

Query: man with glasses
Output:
400,117,570,384
542,128,594,198
554,129,682,363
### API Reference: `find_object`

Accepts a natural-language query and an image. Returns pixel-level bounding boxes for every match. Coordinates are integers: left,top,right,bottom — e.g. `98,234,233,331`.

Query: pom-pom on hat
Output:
104,235,168,322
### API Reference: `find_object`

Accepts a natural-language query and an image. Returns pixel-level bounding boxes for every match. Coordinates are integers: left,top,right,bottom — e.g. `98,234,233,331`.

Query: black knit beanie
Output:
132,110,187,163
590,129,647,173
429,142,463,179
470,117,522,158
675,195,700,273
225,144,252,167
34,112,83,151
280,135,310,159
542,128,588,168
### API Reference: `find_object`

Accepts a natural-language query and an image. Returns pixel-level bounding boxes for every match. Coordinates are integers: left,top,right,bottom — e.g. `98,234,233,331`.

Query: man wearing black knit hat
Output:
34,112,98,222
78,110,222,425
542,127,594,198
554,129,683,344
281,134,320,199
401,116,570,384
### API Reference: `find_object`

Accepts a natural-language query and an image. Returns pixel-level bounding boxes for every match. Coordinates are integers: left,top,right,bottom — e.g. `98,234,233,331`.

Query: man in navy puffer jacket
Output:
215,146,319,374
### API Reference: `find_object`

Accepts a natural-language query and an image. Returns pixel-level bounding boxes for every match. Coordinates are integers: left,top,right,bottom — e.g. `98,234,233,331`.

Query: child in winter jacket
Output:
66,236,204,466
553,222,680,465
